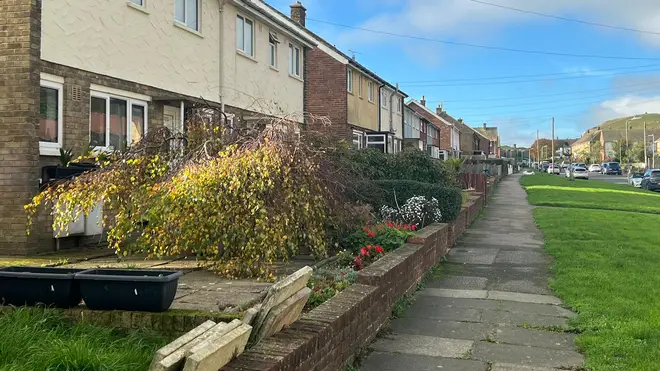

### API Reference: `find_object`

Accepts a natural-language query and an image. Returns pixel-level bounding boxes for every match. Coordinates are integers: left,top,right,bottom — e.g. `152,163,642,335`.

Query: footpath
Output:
361,174,585,371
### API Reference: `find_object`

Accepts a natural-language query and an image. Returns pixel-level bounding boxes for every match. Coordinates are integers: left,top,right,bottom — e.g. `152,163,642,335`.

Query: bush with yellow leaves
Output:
26,111,330,278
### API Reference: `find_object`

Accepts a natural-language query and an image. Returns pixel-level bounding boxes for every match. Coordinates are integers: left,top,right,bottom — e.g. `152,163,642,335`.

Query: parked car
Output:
641,169,660,191
588,164,601,172
566,167,589,179
628,173,644,187
547,164,560,175
601,162,622,175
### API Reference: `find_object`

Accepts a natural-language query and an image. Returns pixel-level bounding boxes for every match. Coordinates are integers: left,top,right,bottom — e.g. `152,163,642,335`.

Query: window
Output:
367,81,374,102
39,78,63,156
289,43,302,77
269,32,279,68
396,98,402,113
347,69,353,93
236,15,254,56
175,0,199,31
130,0,144,6
358,75,363,98
352,130,363,150
366,134,386,153
90,91,148,151
381,90,388,108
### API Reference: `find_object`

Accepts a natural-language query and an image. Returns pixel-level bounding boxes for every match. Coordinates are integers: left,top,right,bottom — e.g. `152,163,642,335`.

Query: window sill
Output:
348,91,354,95
127,2,149,14
269,66,279,72
237,50,257,63
174,21,203,38
40,145,61,157
368,100,375,105
289,74,303,82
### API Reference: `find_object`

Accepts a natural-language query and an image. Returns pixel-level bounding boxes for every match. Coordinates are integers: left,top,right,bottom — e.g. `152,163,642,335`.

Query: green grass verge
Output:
521,173,660,214
0,308,168,371
525,174,660,370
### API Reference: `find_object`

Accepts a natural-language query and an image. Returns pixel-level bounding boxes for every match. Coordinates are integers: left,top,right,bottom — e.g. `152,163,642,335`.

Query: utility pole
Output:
644,121,648,169
536,130,539,165
551,118,555,170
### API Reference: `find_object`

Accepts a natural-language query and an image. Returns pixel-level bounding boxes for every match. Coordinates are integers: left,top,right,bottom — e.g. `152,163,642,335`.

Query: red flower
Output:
411,224,417,231
367,231,375,238
375,246,384,254
367,245,373,250
354,256,363,270
403,225,409,231
360,247,368,256
387,222,393,228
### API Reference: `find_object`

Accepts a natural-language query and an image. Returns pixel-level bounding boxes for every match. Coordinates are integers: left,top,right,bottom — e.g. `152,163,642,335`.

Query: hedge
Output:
352,180,462,222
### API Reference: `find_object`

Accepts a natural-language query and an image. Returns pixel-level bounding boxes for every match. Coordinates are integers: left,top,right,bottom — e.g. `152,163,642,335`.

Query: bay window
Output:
90,91,148,151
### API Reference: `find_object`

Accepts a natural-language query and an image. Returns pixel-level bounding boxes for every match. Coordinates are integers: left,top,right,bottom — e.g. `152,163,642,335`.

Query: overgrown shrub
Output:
26,119,334,278
343,223,414,253
353,180,462,222
380,196,443,228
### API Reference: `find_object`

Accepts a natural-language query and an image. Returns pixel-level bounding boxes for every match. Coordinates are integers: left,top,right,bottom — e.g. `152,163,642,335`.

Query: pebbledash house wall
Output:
0,0,311,255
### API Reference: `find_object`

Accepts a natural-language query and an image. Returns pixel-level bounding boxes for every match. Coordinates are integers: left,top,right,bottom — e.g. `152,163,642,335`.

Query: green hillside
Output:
598,113,660,131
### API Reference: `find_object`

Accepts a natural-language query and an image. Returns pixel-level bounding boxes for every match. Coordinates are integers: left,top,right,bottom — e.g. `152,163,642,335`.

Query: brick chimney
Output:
436,104,443,116
420,95,426,107
290,1,306,27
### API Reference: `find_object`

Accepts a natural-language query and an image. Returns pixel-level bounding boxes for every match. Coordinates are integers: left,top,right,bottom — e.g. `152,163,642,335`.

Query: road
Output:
588,172,628,185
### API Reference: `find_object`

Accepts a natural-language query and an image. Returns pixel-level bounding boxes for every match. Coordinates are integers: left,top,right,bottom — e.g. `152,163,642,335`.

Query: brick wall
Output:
439,123,451,152
305,48,350,141
0,0,42,255
221,222,464,371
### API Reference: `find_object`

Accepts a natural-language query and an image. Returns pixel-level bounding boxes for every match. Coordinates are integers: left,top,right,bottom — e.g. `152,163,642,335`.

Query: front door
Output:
164,105,183,134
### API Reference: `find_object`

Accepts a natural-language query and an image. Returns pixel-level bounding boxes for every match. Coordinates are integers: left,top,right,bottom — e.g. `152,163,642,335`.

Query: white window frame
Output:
289,43,302,78
367,81,374,102
352,130,364,150
381,90,388,109
175,0,200,32
396,97,402,113
347,69,353,93
366,134,387,153
236,14,254,57
358,75,363,98
39,76,64,157
89,90,148,151
269,31,278,69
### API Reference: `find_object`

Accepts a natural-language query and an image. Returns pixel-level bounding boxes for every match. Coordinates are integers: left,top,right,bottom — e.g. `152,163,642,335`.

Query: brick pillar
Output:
0,0,42,254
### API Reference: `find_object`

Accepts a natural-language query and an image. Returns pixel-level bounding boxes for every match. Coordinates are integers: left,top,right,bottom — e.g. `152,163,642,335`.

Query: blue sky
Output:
268,0,660,147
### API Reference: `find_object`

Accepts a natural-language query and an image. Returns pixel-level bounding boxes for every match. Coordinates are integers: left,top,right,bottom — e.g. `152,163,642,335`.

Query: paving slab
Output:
447,248,500,265
419,288,488,299
490,364,558,371
472,342,584,368
412,296,501,311
391,318,492,340
426,275,489,289
495,251,550,265
405,303,482,322
371,334,473,358
488,279,551,295
361,352,487,371
487,291,563,305
493,326,577,350
498,301,576,318
481,310,569,328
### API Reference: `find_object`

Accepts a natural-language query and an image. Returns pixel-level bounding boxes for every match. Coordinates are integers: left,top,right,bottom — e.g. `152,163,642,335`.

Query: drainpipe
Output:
389,84,400,153
378,84,384,132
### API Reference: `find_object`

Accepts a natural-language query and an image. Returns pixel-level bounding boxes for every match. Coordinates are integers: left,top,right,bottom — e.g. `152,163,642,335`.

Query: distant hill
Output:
591,113,660,132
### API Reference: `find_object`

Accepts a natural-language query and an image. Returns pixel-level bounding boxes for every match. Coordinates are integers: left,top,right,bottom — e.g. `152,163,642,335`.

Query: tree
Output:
587,140,602,164
629,141,645,163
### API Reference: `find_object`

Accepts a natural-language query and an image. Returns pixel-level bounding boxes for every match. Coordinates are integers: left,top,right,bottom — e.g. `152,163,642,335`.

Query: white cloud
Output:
333,0,660,49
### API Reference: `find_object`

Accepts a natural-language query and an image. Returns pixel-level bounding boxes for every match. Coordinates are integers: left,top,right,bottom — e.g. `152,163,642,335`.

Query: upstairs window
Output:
367,81,374,102
289,43,302,78
236,15,254,56
381,90,388,108
347,69,353,93
175,0,199,31
269,32,279,68
130,0,144,6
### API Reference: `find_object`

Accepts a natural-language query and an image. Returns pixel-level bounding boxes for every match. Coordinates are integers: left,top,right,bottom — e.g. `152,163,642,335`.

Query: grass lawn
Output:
523,174,660,370
521,173,660,214
0,308,168,371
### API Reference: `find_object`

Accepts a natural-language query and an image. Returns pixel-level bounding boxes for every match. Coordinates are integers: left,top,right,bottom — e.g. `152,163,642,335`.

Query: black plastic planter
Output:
75,269,182,312
0,267,87,308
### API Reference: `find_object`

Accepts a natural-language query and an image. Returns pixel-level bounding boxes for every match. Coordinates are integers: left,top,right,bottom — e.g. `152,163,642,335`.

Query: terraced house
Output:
283,2,408,153
0,0,317,254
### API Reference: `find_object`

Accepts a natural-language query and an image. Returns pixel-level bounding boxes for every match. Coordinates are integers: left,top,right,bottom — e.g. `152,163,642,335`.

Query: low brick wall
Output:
221,213,481,370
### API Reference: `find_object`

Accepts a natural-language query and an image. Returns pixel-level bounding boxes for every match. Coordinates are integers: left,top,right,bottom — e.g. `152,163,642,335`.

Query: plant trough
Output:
0,267,87,308
75,269,182,312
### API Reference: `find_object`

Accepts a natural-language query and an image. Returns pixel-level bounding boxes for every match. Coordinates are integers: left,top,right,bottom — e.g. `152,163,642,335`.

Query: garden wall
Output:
221,189,491,371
